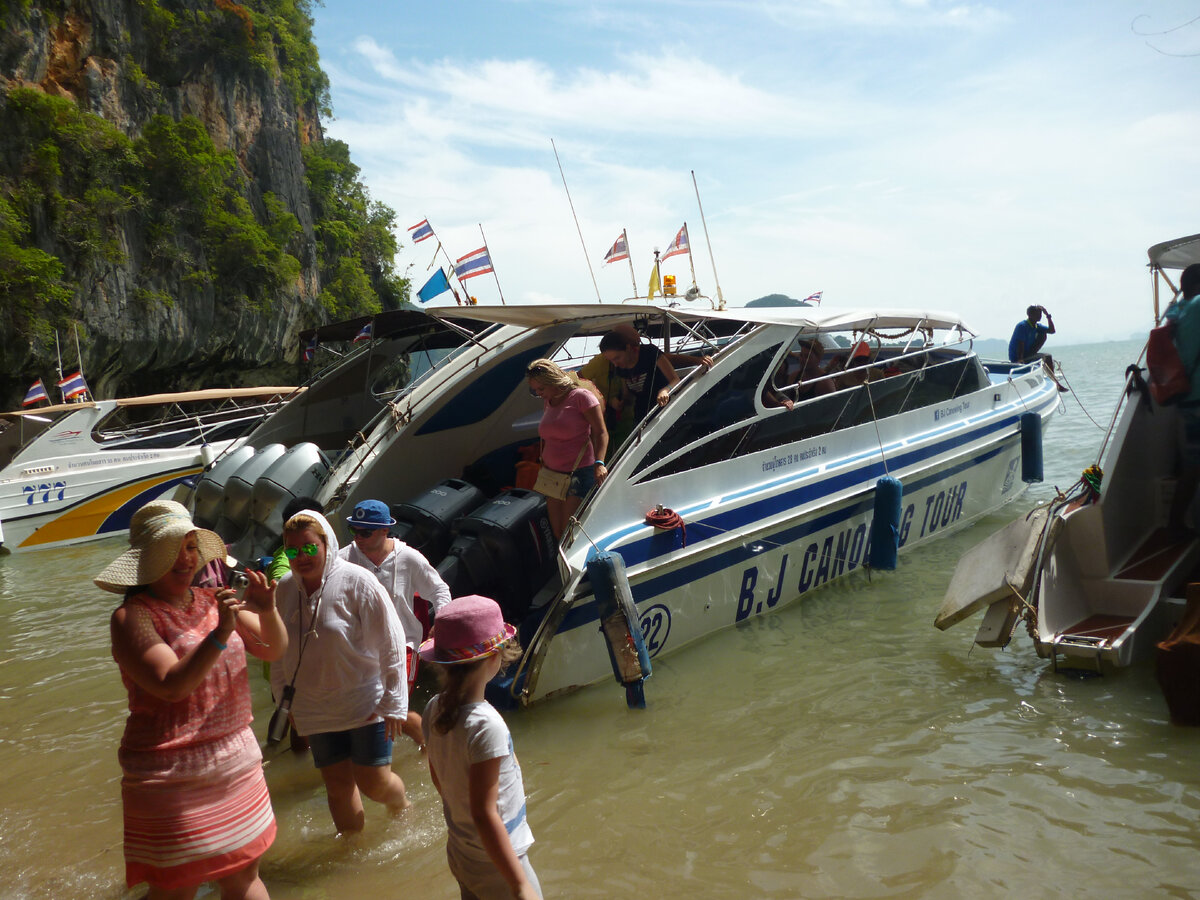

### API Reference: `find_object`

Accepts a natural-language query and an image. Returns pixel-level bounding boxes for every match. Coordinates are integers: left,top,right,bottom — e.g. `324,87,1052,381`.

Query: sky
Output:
308,0,1200,343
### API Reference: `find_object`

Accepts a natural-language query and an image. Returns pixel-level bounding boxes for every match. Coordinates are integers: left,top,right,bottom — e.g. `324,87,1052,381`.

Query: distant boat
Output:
0,386,298,552
939,233,1200,671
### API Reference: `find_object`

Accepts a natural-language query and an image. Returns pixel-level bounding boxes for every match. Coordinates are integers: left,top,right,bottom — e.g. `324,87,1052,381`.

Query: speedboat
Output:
305,301,1060,705
186,309,482,563
0,386,297,552
936,233,1199,671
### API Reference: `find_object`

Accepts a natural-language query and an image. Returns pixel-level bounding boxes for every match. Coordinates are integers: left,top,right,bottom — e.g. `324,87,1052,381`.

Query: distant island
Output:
746,293,813,307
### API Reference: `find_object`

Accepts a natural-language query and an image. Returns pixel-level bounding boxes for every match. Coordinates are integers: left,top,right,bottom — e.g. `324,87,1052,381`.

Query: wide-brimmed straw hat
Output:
419,594,516,665
94,500,227,593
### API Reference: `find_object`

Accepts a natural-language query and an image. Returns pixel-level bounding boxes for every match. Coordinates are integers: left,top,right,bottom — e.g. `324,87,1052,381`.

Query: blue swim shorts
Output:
308,720,393,769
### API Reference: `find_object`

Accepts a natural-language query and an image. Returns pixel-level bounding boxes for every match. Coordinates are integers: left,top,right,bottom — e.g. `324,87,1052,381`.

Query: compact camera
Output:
266,685,295,744
231,572,250,602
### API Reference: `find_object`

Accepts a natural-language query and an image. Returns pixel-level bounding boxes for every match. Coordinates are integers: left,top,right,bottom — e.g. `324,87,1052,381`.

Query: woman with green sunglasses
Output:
268,509,411,834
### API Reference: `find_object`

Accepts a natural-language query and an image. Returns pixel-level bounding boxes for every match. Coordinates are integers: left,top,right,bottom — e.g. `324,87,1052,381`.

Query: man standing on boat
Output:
339,499,452,750
1165,264,1200,535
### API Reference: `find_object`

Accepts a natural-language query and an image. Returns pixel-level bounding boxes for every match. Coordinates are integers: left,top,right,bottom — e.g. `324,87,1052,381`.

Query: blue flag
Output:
417,268,452,303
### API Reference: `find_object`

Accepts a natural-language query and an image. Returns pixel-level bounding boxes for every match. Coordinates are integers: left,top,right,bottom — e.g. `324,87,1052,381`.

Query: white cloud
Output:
314,0,1199,341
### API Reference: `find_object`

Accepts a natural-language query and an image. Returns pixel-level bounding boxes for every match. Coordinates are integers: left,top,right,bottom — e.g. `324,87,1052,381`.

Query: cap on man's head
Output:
346,498,396,529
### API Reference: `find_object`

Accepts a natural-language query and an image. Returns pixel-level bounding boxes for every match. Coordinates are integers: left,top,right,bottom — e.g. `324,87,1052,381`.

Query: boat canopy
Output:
1148,234,1200,270
429,303,974,336
0,386,301,420
299,308,480,346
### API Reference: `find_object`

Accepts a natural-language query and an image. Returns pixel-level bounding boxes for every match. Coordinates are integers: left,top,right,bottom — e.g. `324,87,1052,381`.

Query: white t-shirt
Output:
423,696,534,860
339,539,451,650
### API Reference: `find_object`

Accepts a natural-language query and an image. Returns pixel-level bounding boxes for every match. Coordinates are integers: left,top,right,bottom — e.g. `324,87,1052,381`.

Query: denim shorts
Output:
568,464,597,499
308,720,393,769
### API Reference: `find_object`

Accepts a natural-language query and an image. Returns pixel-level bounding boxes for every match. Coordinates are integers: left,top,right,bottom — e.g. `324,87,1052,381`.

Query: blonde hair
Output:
526,358,577,394
431,639,523,735
283,513,326,543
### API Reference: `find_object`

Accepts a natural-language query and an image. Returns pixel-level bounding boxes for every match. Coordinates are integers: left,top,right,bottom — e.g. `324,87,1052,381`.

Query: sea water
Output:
2,339,1198,899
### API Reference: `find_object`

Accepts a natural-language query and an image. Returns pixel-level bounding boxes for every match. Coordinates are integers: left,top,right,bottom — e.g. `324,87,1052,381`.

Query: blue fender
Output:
588,551,653,708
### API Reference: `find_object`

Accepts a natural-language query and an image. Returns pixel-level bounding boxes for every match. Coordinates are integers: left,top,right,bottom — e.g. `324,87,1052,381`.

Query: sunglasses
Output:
284,543,321,560
351,526,381,537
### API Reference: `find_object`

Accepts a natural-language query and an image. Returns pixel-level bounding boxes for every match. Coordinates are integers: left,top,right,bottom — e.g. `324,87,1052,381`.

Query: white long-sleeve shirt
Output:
270,512,408,736
339,539,452,651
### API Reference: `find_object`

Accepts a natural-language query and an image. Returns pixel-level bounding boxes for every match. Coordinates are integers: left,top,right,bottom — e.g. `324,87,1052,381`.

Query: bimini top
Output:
1149,234,1200,270
0,386,301,420
429,303,975,336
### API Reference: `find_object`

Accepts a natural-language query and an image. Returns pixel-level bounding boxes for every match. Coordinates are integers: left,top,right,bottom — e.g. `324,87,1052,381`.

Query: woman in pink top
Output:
527,358,609,539
98,500,287,899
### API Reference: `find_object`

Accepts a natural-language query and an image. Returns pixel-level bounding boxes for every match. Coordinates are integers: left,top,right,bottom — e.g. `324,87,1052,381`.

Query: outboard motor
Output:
390,478,486,566
436,488,557,622
214,444,285,543
230,443,331,564
191,445,256,529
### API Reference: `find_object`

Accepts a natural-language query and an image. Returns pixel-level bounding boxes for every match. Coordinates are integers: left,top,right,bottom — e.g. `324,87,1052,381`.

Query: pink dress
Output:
115,588,275,889
539,387,599,472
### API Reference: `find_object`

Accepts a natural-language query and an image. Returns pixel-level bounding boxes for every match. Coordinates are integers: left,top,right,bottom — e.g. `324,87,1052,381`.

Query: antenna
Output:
692,171,726,310
552,138,603,304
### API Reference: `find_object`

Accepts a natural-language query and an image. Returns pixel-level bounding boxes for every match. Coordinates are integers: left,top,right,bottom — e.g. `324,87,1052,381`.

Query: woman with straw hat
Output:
99,499,287,899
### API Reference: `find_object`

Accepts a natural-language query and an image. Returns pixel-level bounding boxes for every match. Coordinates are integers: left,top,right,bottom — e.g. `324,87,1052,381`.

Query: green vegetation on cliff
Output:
0,0,406,389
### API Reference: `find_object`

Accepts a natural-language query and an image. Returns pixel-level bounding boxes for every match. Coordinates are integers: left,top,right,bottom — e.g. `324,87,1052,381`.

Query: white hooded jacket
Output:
269,510,408,736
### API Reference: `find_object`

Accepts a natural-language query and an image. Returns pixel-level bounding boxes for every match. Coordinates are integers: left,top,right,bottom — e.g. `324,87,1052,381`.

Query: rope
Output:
645,505,687,547
1054,365,1106,430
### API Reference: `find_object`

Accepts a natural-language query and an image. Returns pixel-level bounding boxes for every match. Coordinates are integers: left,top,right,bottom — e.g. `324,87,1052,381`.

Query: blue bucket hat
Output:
346,498,396,529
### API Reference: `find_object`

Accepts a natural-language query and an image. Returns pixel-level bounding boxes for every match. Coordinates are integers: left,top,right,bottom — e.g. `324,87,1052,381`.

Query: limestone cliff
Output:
0,0,405,406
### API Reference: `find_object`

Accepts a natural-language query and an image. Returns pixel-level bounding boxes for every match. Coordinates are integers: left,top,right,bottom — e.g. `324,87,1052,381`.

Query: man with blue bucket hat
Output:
338,498,451,750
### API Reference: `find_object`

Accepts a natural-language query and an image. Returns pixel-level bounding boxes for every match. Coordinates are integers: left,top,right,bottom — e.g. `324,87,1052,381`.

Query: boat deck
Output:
1058,613,1135,647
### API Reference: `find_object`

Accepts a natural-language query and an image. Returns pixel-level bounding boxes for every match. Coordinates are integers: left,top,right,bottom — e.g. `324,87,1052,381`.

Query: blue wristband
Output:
208,631,227,651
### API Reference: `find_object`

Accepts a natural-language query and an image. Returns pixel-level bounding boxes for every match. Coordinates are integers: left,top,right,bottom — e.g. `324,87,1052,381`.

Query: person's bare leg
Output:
319,759,366,833
354,763,410,815
216,856,269,899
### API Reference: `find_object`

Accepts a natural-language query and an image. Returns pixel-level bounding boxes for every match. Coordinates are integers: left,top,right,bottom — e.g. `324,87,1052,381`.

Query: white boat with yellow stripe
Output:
0,387,297,552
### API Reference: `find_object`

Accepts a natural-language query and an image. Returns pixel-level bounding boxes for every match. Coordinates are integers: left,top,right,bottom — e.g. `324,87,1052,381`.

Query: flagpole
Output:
54,330,63,383
479,224,505,305
433,240,466,306
623,229,638,299
551,138,602,303
691,170,726,310
682,222,698,289
73,323,86,383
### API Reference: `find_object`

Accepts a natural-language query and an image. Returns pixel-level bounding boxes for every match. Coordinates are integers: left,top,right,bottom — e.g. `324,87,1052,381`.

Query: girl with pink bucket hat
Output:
420,596,542,899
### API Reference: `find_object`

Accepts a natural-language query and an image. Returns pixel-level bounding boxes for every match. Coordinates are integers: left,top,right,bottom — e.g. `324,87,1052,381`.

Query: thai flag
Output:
803,291,823,305
302,335,317,362
353,321,374,343
408,219,434,243
454,246,494,281
603,232,629,265
22,378,48,407
57,370,89,401
661,223,689,261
